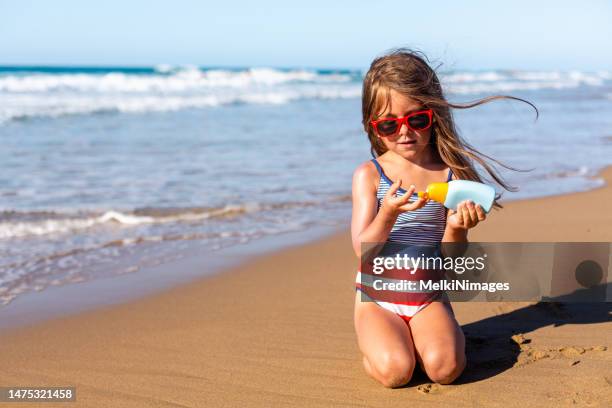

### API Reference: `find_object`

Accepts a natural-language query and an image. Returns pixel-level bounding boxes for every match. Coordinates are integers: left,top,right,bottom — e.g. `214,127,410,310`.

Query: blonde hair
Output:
361,48,538,209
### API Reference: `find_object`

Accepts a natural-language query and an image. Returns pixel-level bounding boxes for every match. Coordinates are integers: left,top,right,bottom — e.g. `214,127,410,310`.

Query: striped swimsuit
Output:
355,158,453,322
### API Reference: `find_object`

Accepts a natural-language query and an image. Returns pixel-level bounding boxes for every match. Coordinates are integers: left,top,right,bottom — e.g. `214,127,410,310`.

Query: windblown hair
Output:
361,48,538,209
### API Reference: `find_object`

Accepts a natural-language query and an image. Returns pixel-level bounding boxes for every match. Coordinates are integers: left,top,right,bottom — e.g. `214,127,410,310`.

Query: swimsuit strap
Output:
447,168,453,182
370,158,384,177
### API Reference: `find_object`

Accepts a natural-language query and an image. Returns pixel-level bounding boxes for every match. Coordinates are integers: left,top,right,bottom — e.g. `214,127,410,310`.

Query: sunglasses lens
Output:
376,120,399,136
408,113,431,130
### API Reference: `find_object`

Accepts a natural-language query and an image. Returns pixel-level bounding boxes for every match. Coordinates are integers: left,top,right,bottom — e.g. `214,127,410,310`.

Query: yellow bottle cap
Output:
425,182,448,205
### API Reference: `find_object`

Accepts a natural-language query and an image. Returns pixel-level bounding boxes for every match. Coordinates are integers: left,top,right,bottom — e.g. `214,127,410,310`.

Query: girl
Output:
351,48,536,388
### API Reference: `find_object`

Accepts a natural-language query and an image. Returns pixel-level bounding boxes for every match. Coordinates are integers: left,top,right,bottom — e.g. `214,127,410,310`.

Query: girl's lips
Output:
398,140,416,144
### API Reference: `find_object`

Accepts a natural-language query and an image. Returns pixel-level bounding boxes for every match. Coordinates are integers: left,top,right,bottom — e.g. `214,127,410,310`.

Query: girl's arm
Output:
441,201,483,259
442,200,487,243
441,174,486,259
441,172,486,243
351,163,394,258
350,162,426,258
442,222,468,243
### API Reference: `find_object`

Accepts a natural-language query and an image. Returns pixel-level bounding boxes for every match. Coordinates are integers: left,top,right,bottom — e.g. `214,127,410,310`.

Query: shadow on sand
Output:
454,283,611,384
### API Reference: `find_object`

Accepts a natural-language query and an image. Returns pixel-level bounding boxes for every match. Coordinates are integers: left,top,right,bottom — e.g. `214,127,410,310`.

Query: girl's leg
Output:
409,301,466,384
354,292,416,388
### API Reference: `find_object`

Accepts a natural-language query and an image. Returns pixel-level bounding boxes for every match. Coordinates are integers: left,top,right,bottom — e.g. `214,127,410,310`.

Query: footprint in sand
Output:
513,335,607,367
516,347,550,366
510,333,531,345
559,346,586,358
416,383,441,394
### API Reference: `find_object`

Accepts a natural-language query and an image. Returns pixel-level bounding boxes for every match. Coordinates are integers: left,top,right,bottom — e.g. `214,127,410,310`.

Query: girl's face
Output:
374,89,433,160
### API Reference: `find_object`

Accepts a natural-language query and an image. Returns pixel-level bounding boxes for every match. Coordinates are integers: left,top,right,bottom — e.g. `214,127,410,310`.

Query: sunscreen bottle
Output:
418,180,495,213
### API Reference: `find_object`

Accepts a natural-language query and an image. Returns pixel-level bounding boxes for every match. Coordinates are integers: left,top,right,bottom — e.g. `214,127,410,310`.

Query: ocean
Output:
1,65,611,308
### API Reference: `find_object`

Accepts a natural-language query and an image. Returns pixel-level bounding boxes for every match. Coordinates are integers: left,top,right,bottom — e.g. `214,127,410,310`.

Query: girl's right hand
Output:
379,178,428,218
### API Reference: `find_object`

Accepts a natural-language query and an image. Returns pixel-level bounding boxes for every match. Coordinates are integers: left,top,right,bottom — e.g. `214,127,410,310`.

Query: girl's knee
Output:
420,348,466,384
368,352,415,388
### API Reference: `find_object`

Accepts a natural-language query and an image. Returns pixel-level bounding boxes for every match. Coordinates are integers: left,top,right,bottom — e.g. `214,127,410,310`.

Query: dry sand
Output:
0,168,611,407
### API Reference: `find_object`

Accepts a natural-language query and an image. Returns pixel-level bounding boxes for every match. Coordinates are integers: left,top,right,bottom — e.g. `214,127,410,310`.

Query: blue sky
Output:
1,0,610,70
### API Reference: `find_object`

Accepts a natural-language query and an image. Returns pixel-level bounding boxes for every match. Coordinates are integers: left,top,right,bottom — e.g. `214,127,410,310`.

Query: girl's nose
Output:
398,123,410,136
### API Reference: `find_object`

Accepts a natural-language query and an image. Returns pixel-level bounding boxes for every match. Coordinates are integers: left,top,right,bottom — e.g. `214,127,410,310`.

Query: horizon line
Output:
0,63,609,73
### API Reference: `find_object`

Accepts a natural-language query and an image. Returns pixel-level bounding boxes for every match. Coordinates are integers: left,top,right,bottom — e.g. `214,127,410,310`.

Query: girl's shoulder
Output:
353,158,378,174
352,159,379,192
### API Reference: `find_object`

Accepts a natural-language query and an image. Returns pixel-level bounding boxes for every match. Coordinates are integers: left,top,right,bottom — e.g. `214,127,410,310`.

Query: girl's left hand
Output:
446,200,486,230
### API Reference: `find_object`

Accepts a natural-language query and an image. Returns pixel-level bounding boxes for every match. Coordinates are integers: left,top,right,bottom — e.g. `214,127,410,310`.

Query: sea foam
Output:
1,67,609,123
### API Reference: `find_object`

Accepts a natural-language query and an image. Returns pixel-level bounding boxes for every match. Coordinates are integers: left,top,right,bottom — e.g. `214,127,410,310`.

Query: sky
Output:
1,0,611,71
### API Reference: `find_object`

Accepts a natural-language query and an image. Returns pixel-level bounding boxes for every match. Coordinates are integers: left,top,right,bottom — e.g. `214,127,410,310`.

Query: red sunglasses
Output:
370,109,433,137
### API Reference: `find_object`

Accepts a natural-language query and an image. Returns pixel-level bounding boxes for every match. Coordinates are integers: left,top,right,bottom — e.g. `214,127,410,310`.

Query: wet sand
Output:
0,168,611,407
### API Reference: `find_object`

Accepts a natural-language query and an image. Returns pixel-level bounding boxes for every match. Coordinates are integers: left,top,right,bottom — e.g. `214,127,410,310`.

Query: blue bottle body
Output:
444,180,495,213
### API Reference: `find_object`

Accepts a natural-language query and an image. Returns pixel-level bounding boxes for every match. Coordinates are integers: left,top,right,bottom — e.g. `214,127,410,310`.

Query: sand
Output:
0,169,611,407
